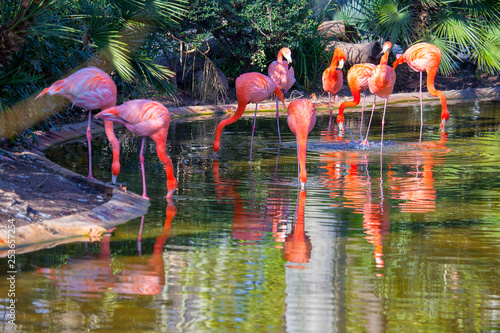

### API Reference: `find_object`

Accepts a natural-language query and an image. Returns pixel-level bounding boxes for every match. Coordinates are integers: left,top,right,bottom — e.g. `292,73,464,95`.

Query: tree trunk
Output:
324,41,382,68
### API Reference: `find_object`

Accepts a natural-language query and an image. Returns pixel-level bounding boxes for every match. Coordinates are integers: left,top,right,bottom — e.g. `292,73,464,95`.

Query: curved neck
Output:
330,51,339,69
213,101,247,152
277,50,284,64
297,135,308,184
338,90,361,121
426,67,449,121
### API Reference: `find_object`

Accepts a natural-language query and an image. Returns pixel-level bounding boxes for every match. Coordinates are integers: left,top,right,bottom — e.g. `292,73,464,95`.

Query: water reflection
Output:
36,204,176,297
283,190,312,269
6,101,500,332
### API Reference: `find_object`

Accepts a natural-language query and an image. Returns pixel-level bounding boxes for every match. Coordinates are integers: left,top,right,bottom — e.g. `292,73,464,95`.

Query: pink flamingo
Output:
213,72,285,161
268,47,295,143
365,41,396,151
36,66,120,182
322,47,347,128
287,99,316,189
337,63,376,137
95,100,177,199
392,42,449,140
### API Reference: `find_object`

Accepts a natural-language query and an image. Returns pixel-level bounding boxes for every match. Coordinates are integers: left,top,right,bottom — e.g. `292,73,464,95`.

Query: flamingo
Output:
322,47,347,128
287,99,316,189
268,47,296,144
94,99,177,199
337,63,376,137
35,66,120,183
364,41,396,151
392,42,449,139
213,72,285,161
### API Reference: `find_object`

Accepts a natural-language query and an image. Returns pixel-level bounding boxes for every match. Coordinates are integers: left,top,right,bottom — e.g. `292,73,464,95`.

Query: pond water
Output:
2,100,500,332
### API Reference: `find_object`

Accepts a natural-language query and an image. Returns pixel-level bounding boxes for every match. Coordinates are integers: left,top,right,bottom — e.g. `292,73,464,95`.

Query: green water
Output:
2,100,500,332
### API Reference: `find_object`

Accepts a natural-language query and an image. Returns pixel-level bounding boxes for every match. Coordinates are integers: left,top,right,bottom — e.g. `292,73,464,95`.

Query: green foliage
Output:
181,0,317,77
332,0,500,75
0,0,188,140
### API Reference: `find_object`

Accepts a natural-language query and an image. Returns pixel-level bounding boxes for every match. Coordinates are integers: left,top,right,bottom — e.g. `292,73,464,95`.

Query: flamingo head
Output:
282,47,293,64
336,114,345,127
274,86,286,109
336,48,347,69
166,178,178,199
377,41,393,59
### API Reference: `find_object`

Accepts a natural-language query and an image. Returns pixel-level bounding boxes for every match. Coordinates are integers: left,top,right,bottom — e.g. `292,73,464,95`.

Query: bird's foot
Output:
142,194,151,200
88,174,97,181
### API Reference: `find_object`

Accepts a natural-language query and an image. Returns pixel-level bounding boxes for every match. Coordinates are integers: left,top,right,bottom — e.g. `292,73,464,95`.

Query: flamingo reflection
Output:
213,161,290,245
283,190,312,269
36,204,176,296
320,132,390,271
388,136,449,213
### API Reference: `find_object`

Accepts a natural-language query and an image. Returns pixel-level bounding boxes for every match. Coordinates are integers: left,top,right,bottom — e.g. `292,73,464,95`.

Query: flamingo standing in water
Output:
287,99,316,189
322,47,347,128
95,100,177,199
213,72,285,161
337,63,376,137
268,47,296,144
36,66,120,182
365,41,396,151
392,42,449,139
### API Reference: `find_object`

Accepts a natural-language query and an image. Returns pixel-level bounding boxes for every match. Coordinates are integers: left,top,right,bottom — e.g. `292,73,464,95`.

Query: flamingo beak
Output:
300,182,306,190
111,174,117,184
166,188,176,199
338,122,344,132
338,59,345,69
285,54,292,64
440,119,447,132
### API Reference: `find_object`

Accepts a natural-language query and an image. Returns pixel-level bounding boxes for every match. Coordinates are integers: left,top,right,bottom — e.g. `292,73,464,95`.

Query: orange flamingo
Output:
95,100,177,199
392,42,449,139
287,99,316,189
36,67,120,182
213,72,285,161
322,47,347,128
337,63,376,137
268,47,295,144
365,41,396,150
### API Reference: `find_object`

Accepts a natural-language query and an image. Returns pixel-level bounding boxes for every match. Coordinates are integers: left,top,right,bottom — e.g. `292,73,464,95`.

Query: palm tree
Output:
0,0,188,111
332,0,500,75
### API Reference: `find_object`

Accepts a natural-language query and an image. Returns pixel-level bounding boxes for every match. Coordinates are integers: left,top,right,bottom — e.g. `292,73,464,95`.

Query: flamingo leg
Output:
380,98,388,154
363,95,377,146
276,97,281,145
360,90,367,140
296,143,300,188
328,92,333,130
250,103,259,162
419,71,423,142
137,215,145,256
139,137,150,200
86,110,95,180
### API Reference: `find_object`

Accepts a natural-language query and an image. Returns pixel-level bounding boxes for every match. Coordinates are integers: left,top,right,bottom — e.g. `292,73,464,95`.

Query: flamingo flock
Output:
37,41,449,199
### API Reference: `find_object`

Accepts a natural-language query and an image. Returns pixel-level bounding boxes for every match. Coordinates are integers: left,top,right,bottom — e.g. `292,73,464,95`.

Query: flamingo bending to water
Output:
95,99,177,199
392,42,449,139
287,99,316,189
36,66,120,182
213,72,285,161
337,63,376,137
268,47,295,144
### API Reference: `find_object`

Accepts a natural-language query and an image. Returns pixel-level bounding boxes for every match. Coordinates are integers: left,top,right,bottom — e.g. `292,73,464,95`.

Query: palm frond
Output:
471,27,500,74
